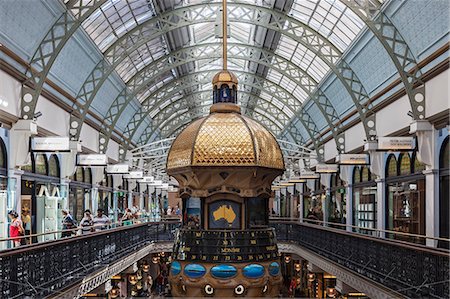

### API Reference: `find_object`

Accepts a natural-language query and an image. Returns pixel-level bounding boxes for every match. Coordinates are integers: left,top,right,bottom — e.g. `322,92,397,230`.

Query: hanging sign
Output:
378,137,415,151
336,154,370,165
298,171,320,179
137,176,154,183
288,177,306,183
148,180,163,186
315,164,338,173
106,164,129,174
77,154,107,166
31,137,70,152
123,170,143,179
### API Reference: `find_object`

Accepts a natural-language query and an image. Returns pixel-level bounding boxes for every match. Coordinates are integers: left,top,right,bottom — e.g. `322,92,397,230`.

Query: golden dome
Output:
167,104,284,171
212,70,238,88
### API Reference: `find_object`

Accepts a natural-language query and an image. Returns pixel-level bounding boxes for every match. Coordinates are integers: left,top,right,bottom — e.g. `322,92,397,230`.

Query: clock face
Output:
208,200,241,229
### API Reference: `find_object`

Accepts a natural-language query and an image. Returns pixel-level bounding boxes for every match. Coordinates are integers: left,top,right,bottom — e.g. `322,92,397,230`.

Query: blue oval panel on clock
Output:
268,262,280,276
243,264,265,278
184,264,206,278
171,261,181,276
211,264,237,278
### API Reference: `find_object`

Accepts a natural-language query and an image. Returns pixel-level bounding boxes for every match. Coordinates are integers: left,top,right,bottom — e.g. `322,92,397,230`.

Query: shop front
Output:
352,166,377,235
21,154,65,242
385,153,426,244
69,166,92,221
0,137,8,247
329,173,346,227
439,137,449,248
98,172,113,218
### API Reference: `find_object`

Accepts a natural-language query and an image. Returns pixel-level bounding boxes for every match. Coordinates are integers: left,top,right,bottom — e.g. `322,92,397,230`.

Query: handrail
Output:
269,216,450,243
0,217,181,248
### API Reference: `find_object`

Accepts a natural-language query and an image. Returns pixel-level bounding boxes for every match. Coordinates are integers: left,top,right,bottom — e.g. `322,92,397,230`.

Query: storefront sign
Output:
336,154,370,165
123,171,143,179
148,180,163,186
378,137,415,150
288,177,306,183
298,171,320,179
315,164,338,173
137,176,154,183
106,164,129,174
77,154,107,166
31,137,70,152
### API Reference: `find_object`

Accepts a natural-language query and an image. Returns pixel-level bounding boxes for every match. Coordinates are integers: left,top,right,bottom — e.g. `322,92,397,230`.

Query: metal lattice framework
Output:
20,0,425,163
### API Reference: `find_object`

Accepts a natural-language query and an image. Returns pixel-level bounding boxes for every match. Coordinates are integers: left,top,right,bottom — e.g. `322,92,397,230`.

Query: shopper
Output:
93,209,111,231
61,209,76,237
166,206,172,216
121,208,134,226
8,211,24,247
79,211,93,235
21,209,31,244
175,205,181,217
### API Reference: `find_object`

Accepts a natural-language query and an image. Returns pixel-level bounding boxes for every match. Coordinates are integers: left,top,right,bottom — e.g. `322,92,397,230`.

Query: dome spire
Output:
212,0,238,106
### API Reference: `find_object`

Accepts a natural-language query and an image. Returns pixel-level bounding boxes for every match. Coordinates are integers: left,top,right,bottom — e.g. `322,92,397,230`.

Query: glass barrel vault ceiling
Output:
75,0,379,143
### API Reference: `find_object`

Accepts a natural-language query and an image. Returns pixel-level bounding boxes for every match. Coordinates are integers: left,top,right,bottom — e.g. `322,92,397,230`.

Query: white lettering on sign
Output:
31,137,70,151
378,137,414,150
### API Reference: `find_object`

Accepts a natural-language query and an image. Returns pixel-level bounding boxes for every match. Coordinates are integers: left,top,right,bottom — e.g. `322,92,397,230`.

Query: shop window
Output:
386,155,397,177
48,155,60,178
352,166,377,234
399,154,411,176
439,137,449,248
34,154,47,175
386,153,425,243
329,173,346,227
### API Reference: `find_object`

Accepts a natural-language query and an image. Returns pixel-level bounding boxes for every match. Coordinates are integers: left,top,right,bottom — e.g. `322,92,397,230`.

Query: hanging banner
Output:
31,137,70,152
123,170,143,179
336,154,370,165
378,137,415,151
315,164,338,173
106,164,129,174
77,154,107,166
298,171,320,179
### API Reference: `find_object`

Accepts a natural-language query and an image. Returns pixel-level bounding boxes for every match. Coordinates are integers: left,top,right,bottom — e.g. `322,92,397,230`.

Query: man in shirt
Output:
93,209,111,231
21,209,31,244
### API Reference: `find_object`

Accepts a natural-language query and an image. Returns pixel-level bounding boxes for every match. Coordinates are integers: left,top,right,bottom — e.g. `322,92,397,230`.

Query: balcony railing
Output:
272,220,450,299
0,220,180,298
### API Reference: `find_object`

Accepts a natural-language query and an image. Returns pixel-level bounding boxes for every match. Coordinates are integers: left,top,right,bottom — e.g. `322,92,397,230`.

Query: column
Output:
376,177,386,238
91,186,98,213
127,191,133,210
297,182,304,222
424,169,439,247
288,185,295,218
346,183,353,232
113,191,118,223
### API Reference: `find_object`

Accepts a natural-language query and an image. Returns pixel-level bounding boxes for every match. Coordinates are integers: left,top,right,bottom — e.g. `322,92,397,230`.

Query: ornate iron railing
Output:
272,221,450,298
0,221,180,298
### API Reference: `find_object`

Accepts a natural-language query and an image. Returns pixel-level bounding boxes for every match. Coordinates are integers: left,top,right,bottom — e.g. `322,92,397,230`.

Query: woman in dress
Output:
8,210,24,247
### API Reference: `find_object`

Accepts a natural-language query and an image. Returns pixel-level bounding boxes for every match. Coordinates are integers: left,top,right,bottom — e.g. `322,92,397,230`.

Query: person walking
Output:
8,211,24,247
61,209,76,237
121,208,134,226
79,210,93,235
93,209,111,231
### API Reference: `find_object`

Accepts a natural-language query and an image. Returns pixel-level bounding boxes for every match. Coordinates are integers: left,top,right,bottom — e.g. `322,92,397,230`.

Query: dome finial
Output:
212,0,238,106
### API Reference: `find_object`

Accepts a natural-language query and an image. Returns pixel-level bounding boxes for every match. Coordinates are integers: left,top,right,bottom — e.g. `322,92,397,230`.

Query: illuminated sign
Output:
315,164,338,173
31,137,70,152
106,164,129,174
77,154,107,166
378,137,415,150
336,154,370,165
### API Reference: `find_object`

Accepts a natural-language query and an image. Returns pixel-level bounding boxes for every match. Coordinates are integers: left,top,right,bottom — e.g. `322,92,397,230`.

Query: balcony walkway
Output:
0,220,448,298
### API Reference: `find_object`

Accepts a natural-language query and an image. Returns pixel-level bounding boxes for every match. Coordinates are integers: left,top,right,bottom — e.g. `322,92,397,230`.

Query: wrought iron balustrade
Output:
0,221,180,298
272,221,450,298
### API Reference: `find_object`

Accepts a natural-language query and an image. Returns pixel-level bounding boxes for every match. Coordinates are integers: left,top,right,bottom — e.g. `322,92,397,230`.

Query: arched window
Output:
413,153,426,173
48,155,60,177
439,137,449,169
361,166,371,182
386,155,397,177
75,167,84,182
0,138,7,169
439,137,449,247
330,173,337,188
84,167,92,184
35,154,47,175
399,153,411,176
353,166,361,184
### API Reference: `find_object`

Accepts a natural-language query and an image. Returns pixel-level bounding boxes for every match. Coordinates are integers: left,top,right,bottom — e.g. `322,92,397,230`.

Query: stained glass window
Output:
386,155,397,177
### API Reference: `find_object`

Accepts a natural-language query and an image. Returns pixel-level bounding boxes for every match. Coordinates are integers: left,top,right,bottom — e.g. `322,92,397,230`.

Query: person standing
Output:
93,209,111,231
8,211,24,247
61,209,76,237
21,209,31,244
121,208,134,226
79,211,93,235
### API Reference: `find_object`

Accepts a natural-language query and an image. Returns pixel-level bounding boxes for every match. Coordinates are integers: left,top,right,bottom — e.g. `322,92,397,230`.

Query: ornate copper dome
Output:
166,103,284,171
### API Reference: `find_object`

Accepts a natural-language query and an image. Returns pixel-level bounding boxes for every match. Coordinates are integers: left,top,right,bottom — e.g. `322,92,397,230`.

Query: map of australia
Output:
213,205,236,226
